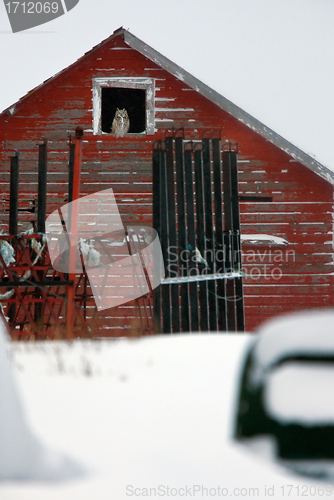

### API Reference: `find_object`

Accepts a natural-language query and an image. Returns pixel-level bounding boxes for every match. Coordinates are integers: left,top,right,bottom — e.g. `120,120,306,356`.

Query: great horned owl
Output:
111,108,130,137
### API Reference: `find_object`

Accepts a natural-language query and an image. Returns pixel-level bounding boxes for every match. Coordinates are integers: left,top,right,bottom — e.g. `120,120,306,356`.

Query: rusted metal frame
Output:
72,273,86,314
127,230,154,333
0,236,18,325
43,282,63,332
6,281,40,335
82,272,87,321
67,293,88,334
73,278,94,336
184,145,199,332
202,138,218,331
160,145,172,333
125,228,152,335
0,234,71,336
175,136,190,332
67,128,83,338
194,148,209,332
165,136,180,333
22,242,65,328
136,297,145,334
74,247,92,333
152,144,162,333
137,285,154,335
17,239,64,330
145,292,154,333
212,138,227,331
0,280,73,287
137,294,153,334
50,232,88,330
71,272,90,335
43,265,70,332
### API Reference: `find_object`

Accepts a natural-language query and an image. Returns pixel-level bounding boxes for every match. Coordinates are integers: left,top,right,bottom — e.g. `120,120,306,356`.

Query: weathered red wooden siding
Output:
0,32,333,333
239,158,334,330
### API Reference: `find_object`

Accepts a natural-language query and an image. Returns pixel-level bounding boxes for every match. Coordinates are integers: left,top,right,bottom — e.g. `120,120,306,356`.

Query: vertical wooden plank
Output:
229,150,245,332
202,138,217,331
159,145,171,333
68,142,75,204
152,145,162,333
194,148,209,331
8,152,19,324
67,128,83,339
165,136,180,333
175,136,190,332
184,146,199,331
9,152,19,236
37,140,47,234
222,150,236,331
36,141,47,327
212,138,227,331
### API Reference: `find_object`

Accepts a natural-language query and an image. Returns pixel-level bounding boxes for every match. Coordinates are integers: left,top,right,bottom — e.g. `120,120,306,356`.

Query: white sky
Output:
1,0,334,171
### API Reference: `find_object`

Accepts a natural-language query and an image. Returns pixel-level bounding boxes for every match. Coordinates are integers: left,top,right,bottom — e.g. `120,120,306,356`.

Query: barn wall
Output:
239,156,334,330
0,33,333,333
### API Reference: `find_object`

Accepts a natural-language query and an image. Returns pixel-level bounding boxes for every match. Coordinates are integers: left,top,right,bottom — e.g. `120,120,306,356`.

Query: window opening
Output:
101,88,146,134
92,77,155,136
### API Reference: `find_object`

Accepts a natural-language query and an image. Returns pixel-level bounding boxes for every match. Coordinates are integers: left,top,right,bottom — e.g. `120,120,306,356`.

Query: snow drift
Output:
0,316,84,481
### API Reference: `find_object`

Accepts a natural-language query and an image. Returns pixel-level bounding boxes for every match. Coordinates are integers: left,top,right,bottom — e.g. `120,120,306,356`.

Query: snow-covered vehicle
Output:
235,309,334,479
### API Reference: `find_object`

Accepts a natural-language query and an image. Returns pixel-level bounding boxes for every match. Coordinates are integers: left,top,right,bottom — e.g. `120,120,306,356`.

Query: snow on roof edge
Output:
123,30,334,185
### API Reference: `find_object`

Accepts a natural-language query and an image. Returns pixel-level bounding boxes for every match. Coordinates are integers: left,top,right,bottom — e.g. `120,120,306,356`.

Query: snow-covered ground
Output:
0,321,329,499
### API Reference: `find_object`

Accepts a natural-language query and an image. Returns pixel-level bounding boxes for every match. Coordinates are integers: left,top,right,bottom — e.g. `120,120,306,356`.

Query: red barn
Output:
0,27,333,335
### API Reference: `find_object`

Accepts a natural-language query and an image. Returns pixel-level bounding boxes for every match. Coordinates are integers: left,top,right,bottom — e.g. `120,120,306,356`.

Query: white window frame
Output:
92,77,155,135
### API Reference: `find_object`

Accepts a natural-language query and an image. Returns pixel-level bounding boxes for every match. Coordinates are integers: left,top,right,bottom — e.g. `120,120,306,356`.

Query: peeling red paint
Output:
0,32,333,335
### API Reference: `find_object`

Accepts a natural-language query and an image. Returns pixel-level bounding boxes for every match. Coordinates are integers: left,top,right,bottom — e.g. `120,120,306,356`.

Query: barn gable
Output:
1,27,334,184
0,27,333,334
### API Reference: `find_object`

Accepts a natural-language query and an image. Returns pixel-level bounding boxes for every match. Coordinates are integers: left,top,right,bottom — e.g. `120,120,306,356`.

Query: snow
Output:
78,238,101,267
0,240,15,267
161,271,244,284
250,309,334,387
0,317,83,482
0,323,324,499
251,309,334,425
265,362,334,424
241,234,288,246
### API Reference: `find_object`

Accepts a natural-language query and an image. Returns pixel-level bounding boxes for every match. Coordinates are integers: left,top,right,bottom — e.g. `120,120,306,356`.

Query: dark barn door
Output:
153,133,245,333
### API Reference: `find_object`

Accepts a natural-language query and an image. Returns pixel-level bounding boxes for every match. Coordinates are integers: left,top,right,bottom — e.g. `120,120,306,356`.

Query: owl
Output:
110,108,130,137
